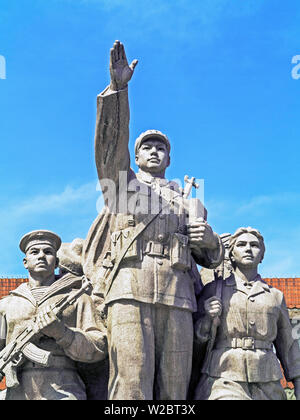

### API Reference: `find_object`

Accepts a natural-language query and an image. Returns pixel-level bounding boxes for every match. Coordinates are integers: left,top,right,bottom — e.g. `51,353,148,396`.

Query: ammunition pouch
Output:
110,229,191,271
170,233,191,271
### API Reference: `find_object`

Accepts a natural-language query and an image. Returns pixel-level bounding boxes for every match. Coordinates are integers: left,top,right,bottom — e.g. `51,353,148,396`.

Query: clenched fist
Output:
187,218,219,250
34,304,66,341
204,296,222,319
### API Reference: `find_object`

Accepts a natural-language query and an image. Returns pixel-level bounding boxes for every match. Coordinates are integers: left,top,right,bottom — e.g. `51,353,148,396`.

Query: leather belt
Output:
215,337,273,351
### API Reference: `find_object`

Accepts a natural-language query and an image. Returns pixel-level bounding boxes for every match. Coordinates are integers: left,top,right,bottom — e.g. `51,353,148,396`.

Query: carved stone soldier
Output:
194,227,300,400
82,41,224,400
0,230,107,400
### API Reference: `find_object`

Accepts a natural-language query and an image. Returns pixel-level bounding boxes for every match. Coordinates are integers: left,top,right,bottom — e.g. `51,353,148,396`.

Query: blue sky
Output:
0,0,299,277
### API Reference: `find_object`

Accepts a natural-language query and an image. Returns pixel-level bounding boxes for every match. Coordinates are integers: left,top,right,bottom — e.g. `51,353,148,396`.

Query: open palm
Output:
110,40,138,91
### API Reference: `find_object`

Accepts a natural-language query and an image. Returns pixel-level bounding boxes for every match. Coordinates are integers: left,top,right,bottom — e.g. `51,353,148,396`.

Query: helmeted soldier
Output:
82,40,224,400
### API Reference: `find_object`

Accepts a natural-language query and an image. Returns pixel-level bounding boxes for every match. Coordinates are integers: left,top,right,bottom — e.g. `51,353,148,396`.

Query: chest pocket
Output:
111,228,142,263
127,180,151,216
247,297,279,337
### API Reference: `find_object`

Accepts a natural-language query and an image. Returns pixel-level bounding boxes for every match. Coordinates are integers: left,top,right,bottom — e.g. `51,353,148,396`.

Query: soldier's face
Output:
135,139,170,174
231,233,264,269
23,244,58,277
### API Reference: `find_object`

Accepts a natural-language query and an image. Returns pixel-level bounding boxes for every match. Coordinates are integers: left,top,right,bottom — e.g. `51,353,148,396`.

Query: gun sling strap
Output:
104,192,181,297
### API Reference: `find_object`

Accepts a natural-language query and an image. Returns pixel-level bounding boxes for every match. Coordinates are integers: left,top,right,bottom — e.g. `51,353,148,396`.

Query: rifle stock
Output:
0,276,92,389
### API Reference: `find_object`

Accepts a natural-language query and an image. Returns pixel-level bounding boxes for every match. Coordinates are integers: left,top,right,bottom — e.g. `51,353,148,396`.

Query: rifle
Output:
207,274,223,349
0,276,92,389
183,175,207,222
201,255,225,364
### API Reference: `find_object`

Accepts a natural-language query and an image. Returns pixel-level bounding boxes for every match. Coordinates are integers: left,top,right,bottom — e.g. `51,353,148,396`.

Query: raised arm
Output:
187,218,224,268
95,41,138,190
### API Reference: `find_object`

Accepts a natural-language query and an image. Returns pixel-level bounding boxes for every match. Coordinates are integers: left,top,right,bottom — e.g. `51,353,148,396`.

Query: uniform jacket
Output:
195,274,300,383
0,274,107,399
82,86,224,312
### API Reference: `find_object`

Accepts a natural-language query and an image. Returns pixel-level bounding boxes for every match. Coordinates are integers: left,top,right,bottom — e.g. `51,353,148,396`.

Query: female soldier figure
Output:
194,227,300,400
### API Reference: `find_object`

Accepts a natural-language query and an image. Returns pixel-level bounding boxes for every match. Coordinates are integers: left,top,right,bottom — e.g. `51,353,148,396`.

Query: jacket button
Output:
249,320,255,326
156,259,163,265
249,297,255,302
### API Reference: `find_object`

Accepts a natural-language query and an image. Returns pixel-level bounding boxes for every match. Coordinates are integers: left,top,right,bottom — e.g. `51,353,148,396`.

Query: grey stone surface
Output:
200,232,232,285
82,40,224,400
194,227,300,400
1,42,297,401
0,230,107,400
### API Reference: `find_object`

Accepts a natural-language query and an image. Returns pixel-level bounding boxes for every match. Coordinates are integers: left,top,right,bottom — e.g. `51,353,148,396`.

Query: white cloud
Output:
236,192,300,215
53,0,264,45
206,191,300,222
0,55,6,80
0,181,98,220
260,234,300,278
0,181,299,277
0,181,101,276
205,191,300,277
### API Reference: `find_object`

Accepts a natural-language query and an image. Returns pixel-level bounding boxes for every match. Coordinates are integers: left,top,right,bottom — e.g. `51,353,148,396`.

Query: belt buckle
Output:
242,337,255,350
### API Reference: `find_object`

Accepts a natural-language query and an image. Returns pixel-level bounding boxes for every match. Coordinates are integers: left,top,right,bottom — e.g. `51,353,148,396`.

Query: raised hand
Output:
109,40,138,91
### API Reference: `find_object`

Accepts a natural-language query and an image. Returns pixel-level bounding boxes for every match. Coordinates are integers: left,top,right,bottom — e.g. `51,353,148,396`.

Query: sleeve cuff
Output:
205,234,224,269
56,327,75,349
99,85,128,98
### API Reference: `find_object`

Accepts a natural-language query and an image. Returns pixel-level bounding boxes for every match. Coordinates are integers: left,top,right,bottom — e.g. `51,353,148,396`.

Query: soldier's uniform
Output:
194,274,300,400
82,86,223,400
0,231,107,400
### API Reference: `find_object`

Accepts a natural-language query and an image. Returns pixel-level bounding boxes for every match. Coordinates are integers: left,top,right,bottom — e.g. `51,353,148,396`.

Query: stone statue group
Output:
0,41,299,400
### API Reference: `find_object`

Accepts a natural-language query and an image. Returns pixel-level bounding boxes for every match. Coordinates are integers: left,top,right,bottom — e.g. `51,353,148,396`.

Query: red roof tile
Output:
264,278,300,309
0,278,28,300
0,279,27,391
1,278,300,307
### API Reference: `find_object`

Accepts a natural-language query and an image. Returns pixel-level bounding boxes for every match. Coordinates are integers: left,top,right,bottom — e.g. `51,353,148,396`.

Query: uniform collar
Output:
9,283,37,306
225,273,270,296
136,171,168,187
9,273,82,307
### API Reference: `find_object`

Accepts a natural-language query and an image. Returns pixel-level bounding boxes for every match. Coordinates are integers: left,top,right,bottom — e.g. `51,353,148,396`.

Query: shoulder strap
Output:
104,193,180,297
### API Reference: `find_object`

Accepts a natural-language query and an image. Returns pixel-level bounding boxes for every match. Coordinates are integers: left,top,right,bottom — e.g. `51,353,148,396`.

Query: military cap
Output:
134,129,171,156
19,230,62,254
